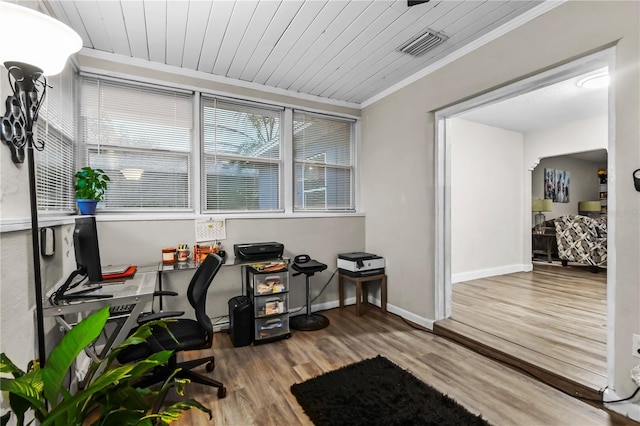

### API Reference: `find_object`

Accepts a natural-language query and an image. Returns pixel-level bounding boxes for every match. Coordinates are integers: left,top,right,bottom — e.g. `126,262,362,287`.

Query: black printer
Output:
234,242,284,261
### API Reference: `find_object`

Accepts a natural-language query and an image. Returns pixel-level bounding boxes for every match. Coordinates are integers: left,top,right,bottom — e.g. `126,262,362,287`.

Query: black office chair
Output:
290,254,329,331
117,253,227,399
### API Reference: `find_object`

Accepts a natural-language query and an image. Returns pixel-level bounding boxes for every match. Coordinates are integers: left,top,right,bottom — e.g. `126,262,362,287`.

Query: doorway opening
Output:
433,48,615,396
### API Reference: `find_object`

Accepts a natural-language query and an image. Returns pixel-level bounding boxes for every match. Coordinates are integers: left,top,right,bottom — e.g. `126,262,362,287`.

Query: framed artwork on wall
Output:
544,168,570,203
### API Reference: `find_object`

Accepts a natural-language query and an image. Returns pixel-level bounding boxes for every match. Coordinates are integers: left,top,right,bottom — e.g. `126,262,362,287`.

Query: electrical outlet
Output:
633,334,640,359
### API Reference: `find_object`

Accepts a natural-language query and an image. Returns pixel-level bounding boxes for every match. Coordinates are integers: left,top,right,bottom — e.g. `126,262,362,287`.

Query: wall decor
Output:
544,168,570,203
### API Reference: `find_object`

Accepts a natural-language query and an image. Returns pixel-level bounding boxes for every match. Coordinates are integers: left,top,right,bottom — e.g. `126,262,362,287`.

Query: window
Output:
35,62,76,212
79,77,193,211
293,111,354,211
202,98,283,212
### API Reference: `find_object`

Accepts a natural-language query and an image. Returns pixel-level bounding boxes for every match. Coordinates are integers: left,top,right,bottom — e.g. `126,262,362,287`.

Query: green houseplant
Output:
74,167,110,215
0,307,211,426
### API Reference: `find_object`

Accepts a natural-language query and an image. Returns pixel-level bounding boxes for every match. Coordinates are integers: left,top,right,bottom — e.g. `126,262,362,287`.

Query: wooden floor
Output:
436,262,608,401
172,305,632,426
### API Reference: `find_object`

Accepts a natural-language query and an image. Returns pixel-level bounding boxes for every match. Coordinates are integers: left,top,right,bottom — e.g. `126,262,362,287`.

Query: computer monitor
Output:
73,216,103,283
52,217,105,303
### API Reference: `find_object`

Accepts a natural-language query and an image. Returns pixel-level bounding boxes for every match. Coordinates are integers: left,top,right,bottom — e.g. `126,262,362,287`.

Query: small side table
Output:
338,273,387,316
532,232,555,263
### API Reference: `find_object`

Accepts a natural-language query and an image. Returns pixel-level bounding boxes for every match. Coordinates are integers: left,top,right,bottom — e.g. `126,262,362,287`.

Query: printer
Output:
234,242,284,261
337,252,385,277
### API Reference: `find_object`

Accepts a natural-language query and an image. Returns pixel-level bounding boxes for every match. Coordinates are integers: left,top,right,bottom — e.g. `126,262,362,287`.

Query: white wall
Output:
95,216,365,319
361,0,639,402
450,118,524,281
524,115,607,170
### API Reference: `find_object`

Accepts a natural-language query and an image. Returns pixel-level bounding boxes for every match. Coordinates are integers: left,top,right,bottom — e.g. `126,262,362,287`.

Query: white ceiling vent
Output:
398,29,446,57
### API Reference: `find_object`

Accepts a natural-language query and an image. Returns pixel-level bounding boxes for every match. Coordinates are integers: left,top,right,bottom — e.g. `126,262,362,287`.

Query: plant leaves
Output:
98,409,148,426
0,369,45,412
141,399,212,424
42,307,110,408
0,353,26,377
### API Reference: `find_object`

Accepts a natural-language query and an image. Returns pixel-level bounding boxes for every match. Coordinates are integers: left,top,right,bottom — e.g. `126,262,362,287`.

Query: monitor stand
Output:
53,268,111,304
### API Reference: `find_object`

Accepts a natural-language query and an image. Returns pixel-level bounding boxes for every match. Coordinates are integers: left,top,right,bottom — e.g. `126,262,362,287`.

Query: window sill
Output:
1,211,365,233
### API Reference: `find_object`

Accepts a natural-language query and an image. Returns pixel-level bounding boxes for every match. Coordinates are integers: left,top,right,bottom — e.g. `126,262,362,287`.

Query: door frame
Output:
433,47,616,384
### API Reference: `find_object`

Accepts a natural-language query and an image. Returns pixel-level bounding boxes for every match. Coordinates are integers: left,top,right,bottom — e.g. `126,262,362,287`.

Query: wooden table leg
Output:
381,274,387,313
338,274,344,308
355,281,362,316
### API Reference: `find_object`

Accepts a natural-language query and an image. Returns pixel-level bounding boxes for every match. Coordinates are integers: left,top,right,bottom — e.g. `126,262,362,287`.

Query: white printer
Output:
337,252,385,277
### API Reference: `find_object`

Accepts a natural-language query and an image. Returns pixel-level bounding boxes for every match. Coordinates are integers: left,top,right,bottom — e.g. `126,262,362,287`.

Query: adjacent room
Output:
438,63,611,401
1,1,638,425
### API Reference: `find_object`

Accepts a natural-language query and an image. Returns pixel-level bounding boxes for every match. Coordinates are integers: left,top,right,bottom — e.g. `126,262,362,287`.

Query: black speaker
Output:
228,296,253,347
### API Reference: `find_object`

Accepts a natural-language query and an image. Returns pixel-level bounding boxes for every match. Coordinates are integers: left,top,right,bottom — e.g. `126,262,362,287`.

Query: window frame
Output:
200,95,285,214
78,74,195,213
35,62,77,214
61,73,359,218
292,110,356,213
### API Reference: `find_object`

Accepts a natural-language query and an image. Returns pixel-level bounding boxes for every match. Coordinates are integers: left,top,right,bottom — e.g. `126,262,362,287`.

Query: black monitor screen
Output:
73,217,103,283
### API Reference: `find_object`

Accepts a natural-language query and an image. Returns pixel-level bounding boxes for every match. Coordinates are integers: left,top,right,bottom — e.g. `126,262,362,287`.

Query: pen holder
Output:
177,249,190,262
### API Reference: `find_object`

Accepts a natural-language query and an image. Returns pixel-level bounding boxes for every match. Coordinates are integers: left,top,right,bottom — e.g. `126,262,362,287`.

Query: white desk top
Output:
43,271,156,317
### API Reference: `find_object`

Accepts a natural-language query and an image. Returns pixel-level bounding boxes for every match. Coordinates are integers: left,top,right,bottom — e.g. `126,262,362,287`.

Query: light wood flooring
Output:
436,263,608,401
172,304,633,426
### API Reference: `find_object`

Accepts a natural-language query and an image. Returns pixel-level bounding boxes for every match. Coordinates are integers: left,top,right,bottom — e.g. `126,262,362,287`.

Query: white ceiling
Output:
40,0,605,136
458,68,609,134
44,0,548,106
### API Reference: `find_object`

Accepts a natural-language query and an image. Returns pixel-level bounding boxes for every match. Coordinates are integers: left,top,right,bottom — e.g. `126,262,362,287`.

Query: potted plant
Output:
0,307,211,426
74,167,110,215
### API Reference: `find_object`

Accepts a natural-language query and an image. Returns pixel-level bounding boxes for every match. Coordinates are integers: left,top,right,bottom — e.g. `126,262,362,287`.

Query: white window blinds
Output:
202,98,282,212
293,111,354,211
79,76,193,211
35,62,76,211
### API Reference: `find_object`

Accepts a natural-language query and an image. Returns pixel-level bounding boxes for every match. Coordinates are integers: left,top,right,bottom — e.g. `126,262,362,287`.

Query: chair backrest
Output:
187,253,223,334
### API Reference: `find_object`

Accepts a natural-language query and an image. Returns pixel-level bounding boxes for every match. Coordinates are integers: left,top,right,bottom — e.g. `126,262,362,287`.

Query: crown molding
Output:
76,48,361,111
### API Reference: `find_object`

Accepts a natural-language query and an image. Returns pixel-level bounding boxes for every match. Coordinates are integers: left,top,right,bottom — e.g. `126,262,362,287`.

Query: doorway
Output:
433,49,615,392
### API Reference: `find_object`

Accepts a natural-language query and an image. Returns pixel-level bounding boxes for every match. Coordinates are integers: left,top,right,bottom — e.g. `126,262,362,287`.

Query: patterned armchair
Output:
554,215,607,268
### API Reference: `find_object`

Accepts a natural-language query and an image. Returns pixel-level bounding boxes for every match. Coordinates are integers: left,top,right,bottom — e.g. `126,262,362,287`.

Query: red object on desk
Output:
103,265,137,280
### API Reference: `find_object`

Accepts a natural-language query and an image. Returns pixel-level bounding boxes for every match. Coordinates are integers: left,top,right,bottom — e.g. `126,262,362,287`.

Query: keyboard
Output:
109,304,134,315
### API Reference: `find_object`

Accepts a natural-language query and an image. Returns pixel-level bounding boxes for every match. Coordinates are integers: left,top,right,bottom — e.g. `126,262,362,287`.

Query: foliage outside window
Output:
202,98,283,213
79,77,193,211
293,111,354,211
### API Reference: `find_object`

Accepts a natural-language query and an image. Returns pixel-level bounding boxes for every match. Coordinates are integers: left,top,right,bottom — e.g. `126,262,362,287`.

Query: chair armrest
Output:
137,311,185,324
154,291,178,297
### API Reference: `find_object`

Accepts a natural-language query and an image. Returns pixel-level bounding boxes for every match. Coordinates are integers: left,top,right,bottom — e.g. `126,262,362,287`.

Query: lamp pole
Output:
2,62,48,365
25,86,47,368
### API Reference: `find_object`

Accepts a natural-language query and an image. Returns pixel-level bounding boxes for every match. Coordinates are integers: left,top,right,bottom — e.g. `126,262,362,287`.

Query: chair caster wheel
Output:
206,361,215,372
217,387,227,398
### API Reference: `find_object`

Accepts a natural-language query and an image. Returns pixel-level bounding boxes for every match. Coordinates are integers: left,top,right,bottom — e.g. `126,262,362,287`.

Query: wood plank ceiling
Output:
47,0,544,105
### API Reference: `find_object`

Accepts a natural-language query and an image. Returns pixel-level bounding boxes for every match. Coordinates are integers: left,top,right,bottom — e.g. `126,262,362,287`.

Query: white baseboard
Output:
387,304,435,330
294,297,435,331
452,264,527,283
603,388,640,422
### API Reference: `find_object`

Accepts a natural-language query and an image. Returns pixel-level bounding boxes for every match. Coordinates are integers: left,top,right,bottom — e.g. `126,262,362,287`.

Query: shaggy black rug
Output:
291,355,490,426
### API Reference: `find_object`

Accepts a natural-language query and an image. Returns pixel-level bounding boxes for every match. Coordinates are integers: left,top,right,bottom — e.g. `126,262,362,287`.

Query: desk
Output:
338,273,387,317
157,257,287,307
43,271,156,362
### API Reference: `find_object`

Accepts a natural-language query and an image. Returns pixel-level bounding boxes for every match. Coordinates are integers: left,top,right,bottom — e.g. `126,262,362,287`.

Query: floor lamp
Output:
0,2,81,365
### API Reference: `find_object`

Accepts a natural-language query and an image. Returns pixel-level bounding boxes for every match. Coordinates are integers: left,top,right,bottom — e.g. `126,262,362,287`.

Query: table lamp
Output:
578,200,601,218
532,199,553,233
0,1,82,365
